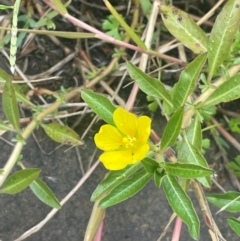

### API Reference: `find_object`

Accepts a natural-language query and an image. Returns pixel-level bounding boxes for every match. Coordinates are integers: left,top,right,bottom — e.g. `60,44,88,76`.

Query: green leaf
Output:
160,107,184,152
229,118,240,134
207,191,240,213
81,89,116,126
148,101,158,112
140,0,152,16
42,123,84,145
1,69,20,132
227,161,240,176
35,10,58,28
232,30,240,52
163,163,213,178
202,138,210,152
154,171,163,188
159,4,208,53
198,105,216,121
104,1,147,50
161,174,199,239
13,84,36,107
91,162,142,201
0,169,41,194
228,217,240,236
162,97,174,115
173,53,207,109
102,15,122,40
186,117,202,152
208,0,240,77
0,120,14,131
227,155,240,177
178,138,211,188
126,62,173,109
201,74,240,107
0,4,14,9
30,178,61,209
141,157,160,173
0,169,4,174
99,169,152,208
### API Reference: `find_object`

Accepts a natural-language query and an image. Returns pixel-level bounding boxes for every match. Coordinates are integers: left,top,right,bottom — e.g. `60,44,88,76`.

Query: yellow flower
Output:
94,107,151,170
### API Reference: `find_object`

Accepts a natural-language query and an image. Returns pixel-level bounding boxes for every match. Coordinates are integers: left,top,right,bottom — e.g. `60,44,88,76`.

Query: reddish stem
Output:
172,217,183,241
94,220,104,241
212,118,240,152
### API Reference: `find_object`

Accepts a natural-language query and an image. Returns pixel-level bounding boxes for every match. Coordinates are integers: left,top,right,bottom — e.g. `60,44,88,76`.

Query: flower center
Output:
123,135,137,148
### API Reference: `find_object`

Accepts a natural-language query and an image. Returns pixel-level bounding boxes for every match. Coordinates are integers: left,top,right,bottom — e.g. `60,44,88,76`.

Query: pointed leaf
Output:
81,89,116,126
173,53,207,109
102,15,122,40
227,161,240,177
161,174,199,239
159,4,208,53
178,117,202,153
1,69,20,132
154,171,163,188
229,118,240,134
201,74,240,107
91,162,142,201
42,123,84,145
30,178,61,209
99,169,152,208
187,117,202,151
227,156,240,177
178,138,211,188
142,157,160,173
162,97,173,115
163,163,213,178
161,107,184,152
140,0,152,16
207,191,240,213
208,0,240,76
126,62,173,109
228,217,240,236
0,169,41,194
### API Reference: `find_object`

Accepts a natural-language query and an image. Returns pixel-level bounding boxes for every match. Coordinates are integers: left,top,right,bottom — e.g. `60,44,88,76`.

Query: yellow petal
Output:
132,144,150,163
137,116,151,143
99,150,132,170
94,124,124,151
113,107,138,137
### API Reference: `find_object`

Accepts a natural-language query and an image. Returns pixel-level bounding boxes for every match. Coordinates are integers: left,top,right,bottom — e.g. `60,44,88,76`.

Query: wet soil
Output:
0,0,240,240
0,109,239,241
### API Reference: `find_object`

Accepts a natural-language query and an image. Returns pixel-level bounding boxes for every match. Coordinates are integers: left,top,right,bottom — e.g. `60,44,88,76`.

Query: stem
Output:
0,88,81,187
171,217,182,241
182,63,240,127
126,0,161,111
15,160,99,241
41,0,184,65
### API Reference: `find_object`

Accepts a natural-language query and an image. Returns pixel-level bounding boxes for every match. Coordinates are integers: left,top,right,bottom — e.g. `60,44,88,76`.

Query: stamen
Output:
123,135,136,148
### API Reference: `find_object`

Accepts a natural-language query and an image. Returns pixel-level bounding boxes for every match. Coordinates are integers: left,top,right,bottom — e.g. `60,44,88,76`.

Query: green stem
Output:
0,0,141,188
182,63,240,128
0,88,81,187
